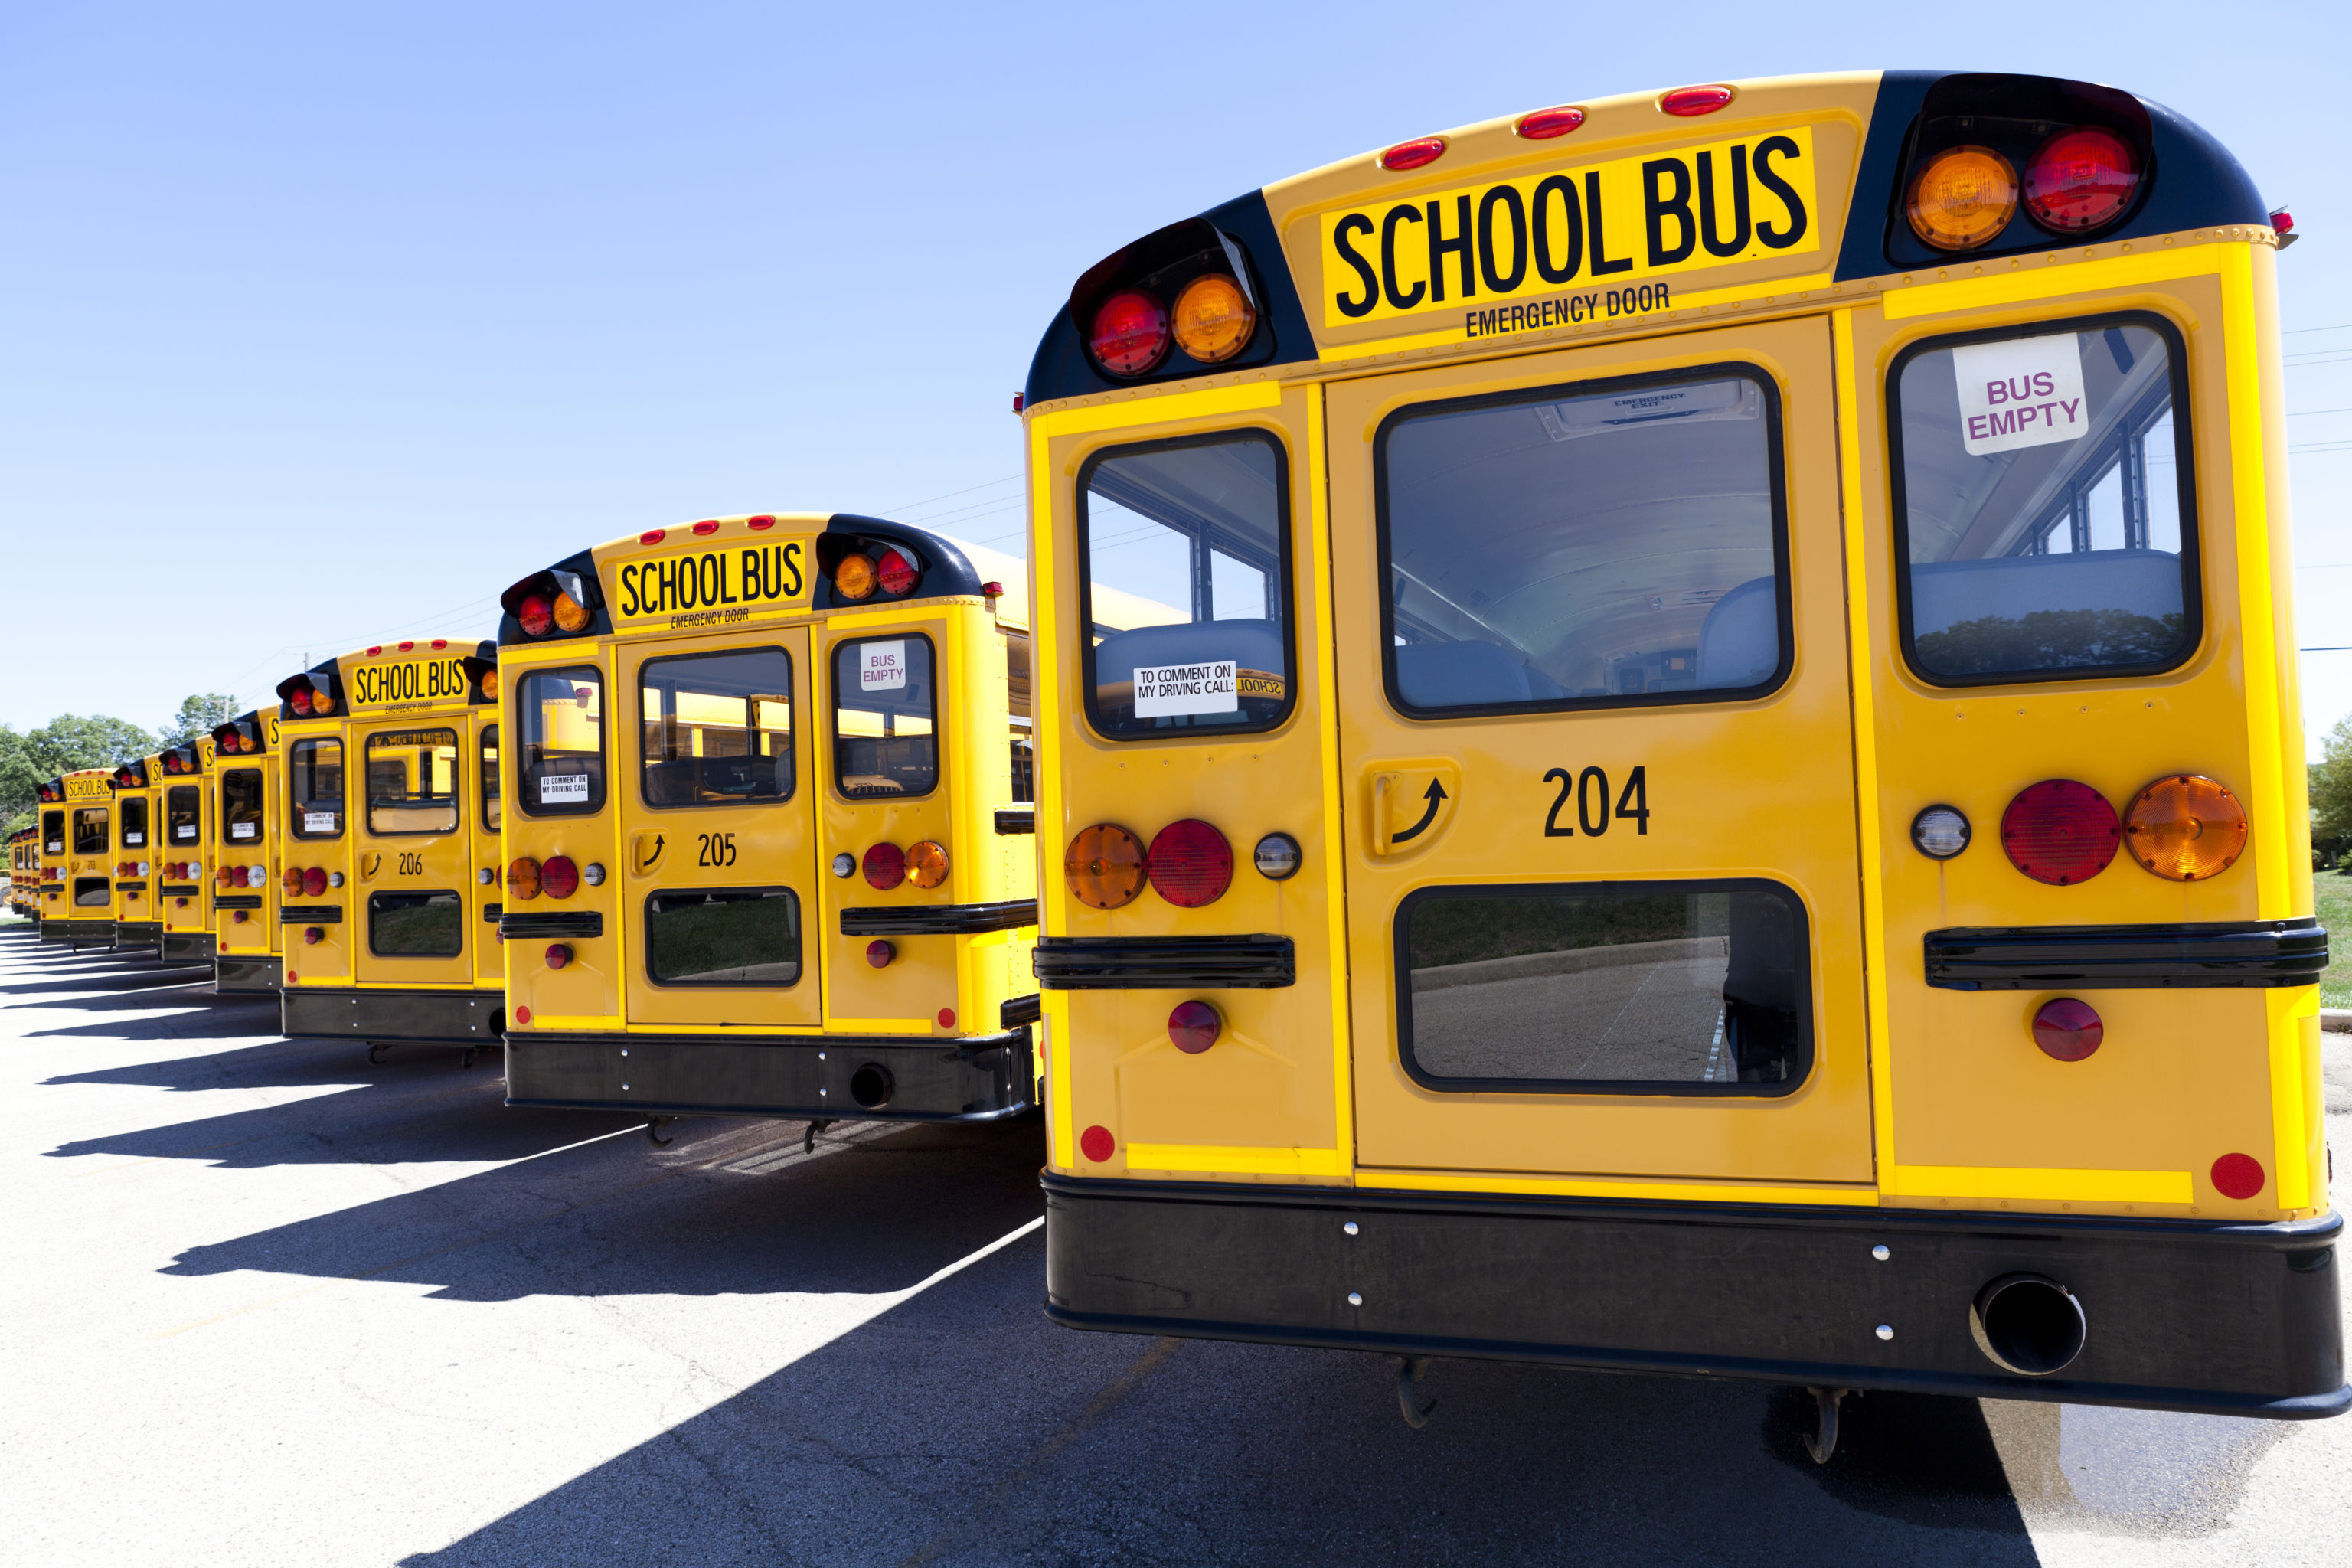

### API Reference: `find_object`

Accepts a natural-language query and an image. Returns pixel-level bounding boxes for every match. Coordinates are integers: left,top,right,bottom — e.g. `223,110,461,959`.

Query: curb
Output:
2325,1010,2351,1035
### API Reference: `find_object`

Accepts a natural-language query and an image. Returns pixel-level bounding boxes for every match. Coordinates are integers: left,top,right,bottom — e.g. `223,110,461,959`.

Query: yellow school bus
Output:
33,780,67,926
1025,70,2339,1442
106,756,164,953
8,827,34,918
156,737,217,963
40,769,119,949
276,640,506,1060
496,514,1037,1142
210,710,284,991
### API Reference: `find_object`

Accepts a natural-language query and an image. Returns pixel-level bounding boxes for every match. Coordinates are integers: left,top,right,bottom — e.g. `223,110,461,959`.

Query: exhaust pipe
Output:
849,1062,895,1109
1970,1273,2087,1376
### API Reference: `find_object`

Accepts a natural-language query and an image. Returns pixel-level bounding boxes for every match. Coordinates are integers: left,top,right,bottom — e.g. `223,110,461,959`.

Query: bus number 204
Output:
1542,766,1649,837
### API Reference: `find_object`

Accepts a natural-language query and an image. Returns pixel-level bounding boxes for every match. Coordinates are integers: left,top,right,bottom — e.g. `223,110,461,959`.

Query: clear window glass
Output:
75,876,109,907
832,635,937,799
1079,432,1292,738
480,724,501,833
221,769,264,844
1892,316,2197,683
289,739,345,840
1396,881,1811,1095
368,890,463,956
641,648,794,807
518,667,606,816
1379,369,1786,714
72,808,108,855
644,888,801,985
364,729,459,835
42,811,63,855
119,797,149,849
166,787,200,846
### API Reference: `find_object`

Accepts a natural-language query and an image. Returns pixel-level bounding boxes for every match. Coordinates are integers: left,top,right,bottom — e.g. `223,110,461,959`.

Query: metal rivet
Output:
621,1083,630,1092
819,1086,828,1096
1876,1324,1895,1341
818,1052,827,1060
1348,1292,1364,1307
620,1048,628,1057
1871,1244,1890,1262
1344,1221,1359,1236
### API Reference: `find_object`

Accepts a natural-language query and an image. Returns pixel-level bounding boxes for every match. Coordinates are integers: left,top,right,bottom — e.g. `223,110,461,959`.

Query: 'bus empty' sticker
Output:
861,642,907,691
1953,333,2087,456
540,773,589,803
232,822,256,839
303,812,336,833
1133,661,1238,717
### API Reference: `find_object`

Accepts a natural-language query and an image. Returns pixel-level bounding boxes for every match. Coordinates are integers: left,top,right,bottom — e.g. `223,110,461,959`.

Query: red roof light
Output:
1661,84,1736,116
747,515,776,530
1379,136,1446,171
692,520,720,535
1089,289,1171,378
639,528,666,545
2024,127,2138,234
1515,106,1586,139
877,549,919,596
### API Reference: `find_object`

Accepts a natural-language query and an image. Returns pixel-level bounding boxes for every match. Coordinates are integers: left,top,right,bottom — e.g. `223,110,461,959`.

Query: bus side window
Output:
481,724,501,832
832,635,938,799
1890,315,2196,684
1380,368,1787,714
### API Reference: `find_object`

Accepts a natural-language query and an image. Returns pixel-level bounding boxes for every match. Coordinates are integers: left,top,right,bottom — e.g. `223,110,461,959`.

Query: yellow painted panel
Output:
1890,1165,2192,1204
1127,1144,1350,1177
1880,243,2231,319
1361,1170,1878,1206
1029,381,1282,437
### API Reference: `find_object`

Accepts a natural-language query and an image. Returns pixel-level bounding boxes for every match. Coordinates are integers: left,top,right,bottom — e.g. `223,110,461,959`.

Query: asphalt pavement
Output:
5,918,2347,1566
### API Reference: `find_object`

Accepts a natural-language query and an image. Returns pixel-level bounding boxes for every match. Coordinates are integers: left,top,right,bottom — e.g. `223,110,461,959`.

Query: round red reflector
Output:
2000,780,2120,885
2030,998,2103,1061
2211,1153,2264,1200
691,519,720,535
863,841,906,890
1147,819,1233,907
1379,136,1446,171
1080,1125,1116,1163
541,855,580,899
1168,1000,1221,1054
517,594,554,637
1089,289,1170,377
639,529,666,545
1661,84,1735,116
937,1008,957,1030
864,939,894,969
303,866,327,897
2024,127,2138,234
746,515,776,530
513,1005,531,1025
1515,106,1586,139
545,942,572,970
877,548,919,596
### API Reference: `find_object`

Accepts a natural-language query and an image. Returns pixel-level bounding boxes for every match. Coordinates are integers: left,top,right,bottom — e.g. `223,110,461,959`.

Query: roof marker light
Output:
692,520,720,535
639,528,665,545
1379,136,1446,171
1660,84,1735,116
1515,106,1586,139
2024,127,2138,234
747,515,776,530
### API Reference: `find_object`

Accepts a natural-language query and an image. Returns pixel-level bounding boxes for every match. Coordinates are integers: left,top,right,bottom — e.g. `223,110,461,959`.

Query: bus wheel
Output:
1396,1356,1435,1429
1802,1387,1849,1464
645,1116,675,1148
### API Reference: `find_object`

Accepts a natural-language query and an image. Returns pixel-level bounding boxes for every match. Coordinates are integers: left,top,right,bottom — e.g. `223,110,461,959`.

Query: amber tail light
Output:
2123,775,2245,882
506,857,542,900
1065,824,1148,910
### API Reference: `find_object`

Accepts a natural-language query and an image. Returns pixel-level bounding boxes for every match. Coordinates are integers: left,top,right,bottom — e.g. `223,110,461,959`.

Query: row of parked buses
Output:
6,69,2341,1454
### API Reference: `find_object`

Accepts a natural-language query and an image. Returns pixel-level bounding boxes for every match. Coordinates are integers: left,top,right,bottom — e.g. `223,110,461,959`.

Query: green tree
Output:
158,692,238,747
2312,715,2352,870
0,714,159,828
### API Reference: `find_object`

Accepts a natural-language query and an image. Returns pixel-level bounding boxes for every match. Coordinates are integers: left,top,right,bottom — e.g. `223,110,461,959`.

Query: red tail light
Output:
1168,1000,1221,1054
518,594,554,637
2031,998,2102,1061
864,842,906,890
545,943,573,969
2000,780,2119,886
302,926,323,946
877,548,919,596
1089,289,1171,377
865,939,895,969
1148,819,1233,907
303,866,327,897
2024,127,2138,234
541,855,580,899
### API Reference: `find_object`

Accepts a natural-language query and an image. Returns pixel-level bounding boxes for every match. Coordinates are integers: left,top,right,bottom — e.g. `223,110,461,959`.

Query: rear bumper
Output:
42,920,115,944
214,954,283,992
1041,1176,2348,1419
506,1027,1037,1123
162,930,217,964
283,987,505,1042
116,921,162,946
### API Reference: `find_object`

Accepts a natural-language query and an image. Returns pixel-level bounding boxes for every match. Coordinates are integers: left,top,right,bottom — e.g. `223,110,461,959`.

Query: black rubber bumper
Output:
116,921,163,947
505,1028,1037,1122
162,930,217,964
283,987,505,1042
1041,1176,2348,1418
42,920,116,945
214,954,283,992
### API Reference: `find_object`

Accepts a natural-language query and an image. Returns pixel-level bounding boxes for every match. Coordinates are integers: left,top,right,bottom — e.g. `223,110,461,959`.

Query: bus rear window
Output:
369,890,462,957
480,724,501,832
119,796,149,849
221,769,263,843
518,667,606,816
72,808,109,855
1079,431,1292,739
166,787,200,845
641,647,794,807
1379,368,1786,714
1892,315,2196,684
42,811,64,855
832,635,936,799
1396,881,1811,1095
290,739,345,839
366,729,459,835
644,887,801,985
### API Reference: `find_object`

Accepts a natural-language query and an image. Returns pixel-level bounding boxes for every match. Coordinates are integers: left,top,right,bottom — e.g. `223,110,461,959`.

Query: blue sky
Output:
2,2,2346,755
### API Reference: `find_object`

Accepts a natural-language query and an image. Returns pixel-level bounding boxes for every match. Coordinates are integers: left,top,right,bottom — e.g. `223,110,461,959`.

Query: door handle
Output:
1361,759,1462,859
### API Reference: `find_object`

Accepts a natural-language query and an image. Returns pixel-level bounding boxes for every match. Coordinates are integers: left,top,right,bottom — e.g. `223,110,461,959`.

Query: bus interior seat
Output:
1395,640,1565,707
1694,577,1779,690
1909,548,2180,635
1092,619,1284,684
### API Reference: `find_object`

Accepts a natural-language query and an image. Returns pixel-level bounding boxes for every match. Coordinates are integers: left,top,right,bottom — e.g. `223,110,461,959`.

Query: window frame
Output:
366,889,465,958
1374,362,1794,721
479,722,501,833
637,645,797,811
71,807,109,855
1886,309,2203,689
1074,427,1299,743
1390,876,1815,1099
42,810,64,855
165,786,201,847
362,726,462,838
829,632,942,801
641,885,803,988
288,737,346,841
119,795,150,849
220,768,265,845
515,665,608,818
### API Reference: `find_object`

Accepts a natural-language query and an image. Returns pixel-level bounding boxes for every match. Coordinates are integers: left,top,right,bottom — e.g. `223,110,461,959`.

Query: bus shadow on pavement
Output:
43,1030,473,1093
2,961,214,1001
158,1116,1047,1304
397,1231,2038,1568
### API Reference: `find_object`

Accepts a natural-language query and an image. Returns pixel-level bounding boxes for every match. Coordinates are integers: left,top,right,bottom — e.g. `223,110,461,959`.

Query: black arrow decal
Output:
1390,778,1448,844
